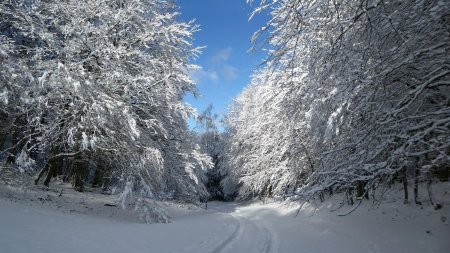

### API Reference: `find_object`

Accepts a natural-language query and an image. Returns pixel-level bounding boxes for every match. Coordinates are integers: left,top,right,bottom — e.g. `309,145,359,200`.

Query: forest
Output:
1,0,449,214
0,0,449,252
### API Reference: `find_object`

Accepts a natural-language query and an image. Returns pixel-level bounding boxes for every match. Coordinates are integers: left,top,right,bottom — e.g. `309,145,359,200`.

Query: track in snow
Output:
205,203,278,253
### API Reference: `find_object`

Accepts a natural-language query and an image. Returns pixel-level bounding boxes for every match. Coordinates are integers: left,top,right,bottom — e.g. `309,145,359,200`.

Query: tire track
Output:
260,223,279,253
209,213,242,253
203,202,279,253
209,212,277,253
261,225,272,253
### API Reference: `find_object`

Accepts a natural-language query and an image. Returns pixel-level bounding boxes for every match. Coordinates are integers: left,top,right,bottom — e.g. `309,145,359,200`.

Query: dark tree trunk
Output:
414,168,421,205
44,164,53,187
43,156,63,187
6,128,18,164
356,181,368,199
347,188,354,205
6,116,27,163
403,168,409,204
427,175,435,206
69,153,90,192
34,165,49,185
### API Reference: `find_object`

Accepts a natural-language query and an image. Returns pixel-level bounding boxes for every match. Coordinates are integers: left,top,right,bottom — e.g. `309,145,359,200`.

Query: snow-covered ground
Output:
1,187,449,253
0,168,449,253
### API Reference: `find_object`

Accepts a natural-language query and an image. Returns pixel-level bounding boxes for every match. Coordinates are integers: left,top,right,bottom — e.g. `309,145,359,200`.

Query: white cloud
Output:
221,64,238,81
209,71,219,82
189,68,219,84
189,47,238,84
211,47,233,63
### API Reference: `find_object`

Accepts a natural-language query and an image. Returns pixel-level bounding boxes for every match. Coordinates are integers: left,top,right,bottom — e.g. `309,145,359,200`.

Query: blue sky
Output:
177,0,268,130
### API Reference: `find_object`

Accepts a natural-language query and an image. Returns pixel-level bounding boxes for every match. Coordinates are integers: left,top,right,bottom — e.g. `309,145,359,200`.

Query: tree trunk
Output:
356,181,369,200
414,168,421,205
403,168,409,204
347,188,354,205
6,129,18,164
427,176,434,206
70,160,86,192
34,165,49,185
43,164,53,187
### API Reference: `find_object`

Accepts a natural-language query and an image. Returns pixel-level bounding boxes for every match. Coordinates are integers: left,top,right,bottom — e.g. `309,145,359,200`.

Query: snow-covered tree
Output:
0,0,212,213
195,105,225,200
224,0,449,204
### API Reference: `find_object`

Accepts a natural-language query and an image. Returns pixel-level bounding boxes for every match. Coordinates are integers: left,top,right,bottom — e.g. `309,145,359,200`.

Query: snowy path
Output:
200,202,278,253
1,198,449,253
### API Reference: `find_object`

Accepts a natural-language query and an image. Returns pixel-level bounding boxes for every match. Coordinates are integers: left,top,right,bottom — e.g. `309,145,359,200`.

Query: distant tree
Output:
196,105,225,200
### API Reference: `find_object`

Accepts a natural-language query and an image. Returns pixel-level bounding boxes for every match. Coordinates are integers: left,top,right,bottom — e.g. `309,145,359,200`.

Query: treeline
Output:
220,0,450,205
0,0,212,208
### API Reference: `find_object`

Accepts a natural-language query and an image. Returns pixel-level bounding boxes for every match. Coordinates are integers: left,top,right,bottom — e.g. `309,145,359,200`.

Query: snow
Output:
247,201,450,253
0,199,234,253
81,132,89,150
1,183,449,253
0,88,8,105
14,150,35,173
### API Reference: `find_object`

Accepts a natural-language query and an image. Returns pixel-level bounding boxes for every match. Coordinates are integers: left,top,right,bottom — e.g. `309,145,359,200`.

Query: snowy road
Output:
1,199,449,253
199,202,278,253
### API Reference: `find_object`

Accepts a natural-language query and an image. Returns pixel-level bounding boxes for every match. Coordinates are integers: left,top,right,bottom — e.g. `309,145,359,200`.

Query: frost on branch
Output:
15,150,35,173
0,0,212,219
221,0,450,205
